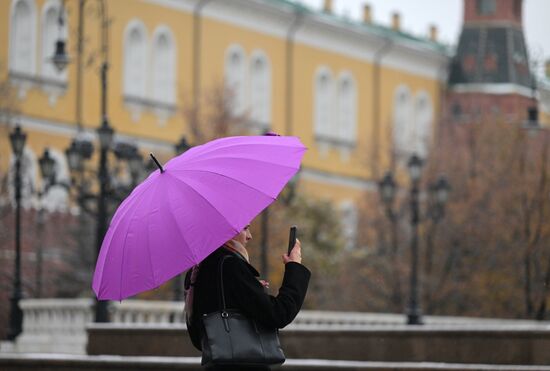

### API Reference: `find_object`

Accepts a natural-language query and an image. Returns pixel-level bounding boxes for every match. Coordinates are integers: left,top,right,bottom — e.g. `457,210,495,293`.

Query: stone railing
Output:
111,300,185,324
4,298,543,354
15,299,94,354
10,299,185,354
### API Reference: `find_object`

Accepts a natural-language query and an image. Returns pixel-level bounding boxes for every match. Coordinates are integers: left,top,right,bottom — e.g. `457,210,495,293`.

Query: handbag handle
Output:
217,255,232,320
218,254,263,335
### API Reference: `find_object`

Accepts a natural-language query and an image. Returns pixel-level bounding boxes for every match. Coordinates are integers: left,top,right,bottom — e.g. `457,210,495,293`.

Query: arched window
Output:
151,26,176,104
41,0,66,81
249,51,271,128
123,20,148,99
225,45,247,116
413,91,433,157
9,0,37,76
337,72,357,144
393,85,413,156
314,67,334,139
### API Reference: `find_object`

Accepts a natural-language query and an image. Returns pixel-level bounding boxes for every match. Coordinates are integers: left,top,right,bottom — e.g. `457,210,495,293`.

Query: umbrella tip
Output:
150,153,165,173
263,131,280,137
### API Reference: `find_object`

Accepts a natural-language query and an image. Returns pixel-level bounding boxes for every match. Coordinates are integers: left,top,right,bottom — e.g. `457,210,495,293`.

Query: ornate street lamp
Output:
53,0,126,323
379,171,396,207
428,175,451,221
7,125,27,341
50,2,70,73
378,170,401,306
9,126,26,157
406,153,424,325
378,154,450,325
175,136,192,155
51,39,71,73
128,151,144,184
407,154,424,183
38,149,56,183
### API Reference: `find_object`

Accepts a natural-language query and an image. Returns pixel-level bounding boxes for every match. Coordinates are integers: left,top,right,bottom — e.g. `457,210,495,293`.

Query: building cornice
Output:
5,114,175,153
450,83,535,98
301,167,377,192
142,0,448,81
141,0,197,13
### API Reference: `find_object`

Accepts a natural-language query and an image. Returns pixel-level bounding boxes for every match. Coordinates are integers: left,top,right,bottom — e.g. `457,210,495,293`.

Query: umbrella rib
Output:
171,156,301,171
143,179,162,289
170,169,279,202
117,180,159,299
167,174,247,233
169,141,306,165
176,147,306,168
116,179,160,299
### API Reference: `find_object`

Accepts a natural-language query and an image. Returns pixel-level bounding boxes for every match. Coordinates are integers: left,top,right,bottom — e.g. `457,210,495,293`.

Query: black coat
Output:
186,247,311,369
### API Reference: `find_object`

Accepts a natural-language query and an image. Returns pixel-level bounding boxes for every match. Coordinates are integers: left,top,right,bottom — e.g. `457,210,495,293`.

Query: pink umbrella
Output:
92,135,307,300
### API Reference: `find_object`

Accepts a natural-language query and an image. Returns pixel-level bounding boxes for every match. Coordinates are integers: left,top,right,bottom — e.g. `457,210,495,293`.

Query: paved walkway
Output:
3,354,550,371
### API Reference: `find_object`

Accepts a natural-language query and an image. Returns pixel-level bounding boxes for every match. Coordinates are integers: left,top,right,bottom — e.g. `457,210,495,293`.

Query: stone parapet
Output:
87,324,550,365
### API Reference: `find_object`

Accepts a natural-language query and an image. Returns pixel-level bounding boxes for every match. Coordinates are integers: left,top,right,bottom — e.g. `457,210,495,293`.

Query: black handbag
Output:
200,255,285,367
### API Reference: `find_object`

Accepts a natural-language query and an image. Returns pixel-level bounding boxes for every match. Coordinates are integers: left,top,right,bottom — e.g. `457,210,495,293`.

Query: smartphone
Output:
287,225,297,255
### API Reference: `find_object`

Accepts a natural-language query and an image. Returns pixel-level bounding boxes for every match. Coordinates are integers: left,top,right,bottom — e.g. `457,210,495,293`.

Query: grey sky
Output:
300,0,550,77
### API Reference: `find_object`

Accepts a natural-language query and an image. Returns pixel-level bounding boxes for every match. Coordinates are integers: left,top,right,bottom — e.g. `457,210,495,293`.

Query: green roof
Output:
266,0,450,55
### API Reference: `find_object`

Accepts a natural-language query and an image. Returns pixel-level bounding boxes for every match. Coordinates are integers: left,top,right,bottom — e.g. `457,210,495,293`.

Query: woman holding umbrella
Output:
185,224,310,370
92,135,309,369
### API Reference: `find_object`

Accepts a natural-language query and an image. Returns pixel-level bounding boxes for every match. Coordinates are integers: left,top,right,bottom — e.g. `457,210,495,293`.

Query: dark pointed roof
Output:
449,26,532,88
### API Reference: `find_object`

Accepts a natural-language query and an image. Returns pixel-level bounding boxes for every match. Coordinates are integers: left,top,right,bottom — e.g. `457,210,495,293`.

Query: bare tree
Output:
182,81,250,146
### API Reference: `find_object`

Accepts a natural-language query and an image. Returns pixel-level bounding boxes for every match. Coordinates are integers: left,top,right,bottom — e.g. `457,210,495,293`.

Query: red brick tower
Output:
447,0,535,124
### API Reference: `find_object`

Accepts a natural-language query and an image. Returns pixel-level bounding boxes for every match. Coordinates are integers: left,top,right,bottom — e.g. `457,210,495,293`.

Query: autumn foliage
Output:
354,119,550,319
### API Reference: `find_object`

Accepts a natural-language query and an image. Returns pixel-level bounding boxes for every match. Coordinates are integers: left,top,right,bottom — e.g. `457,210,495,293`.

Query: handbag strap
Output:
217,255,232,316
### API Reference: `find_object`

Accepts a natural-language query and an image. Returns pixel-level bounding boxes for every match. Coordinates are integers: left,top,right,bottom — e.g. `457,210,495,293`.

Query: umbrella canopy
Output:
92,135,307,300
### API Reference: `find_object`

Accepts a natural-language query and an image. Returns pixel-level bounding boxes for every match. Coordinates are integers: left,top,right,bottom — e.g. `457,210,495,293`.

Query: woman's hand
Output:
282,238,302,264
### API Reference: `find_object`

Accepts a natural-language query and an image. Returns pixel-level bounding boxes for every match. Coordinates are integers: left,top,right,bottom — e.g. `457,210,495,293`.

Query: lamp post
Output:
36,149,56,299
172,136,192,303
378,154,450,325
6,125,27,341
52,0,131,322
378,171,402,308
406,154,423,325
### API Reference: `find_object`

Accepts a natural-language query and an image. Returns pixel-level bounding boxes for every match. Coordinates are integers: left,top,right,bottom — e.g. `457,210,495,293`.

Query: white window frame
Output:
9,0,38,92
336,71,357,146
122,19,149,101
413,91,433,158
249,49,271,131
150,25,177,106
392,84,413,158
314,66,334,141
224,44,247,117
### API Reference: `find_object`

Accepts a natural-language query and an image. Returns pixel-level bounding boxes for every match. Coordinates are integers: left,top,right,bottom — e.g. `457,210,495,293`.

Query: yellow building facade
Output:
0,0,448,245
